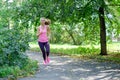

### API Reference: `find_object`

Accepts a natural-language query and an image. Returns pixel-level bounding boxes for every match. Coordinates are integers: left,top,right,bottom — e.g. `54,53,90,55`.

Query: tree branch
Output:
105,4,120,6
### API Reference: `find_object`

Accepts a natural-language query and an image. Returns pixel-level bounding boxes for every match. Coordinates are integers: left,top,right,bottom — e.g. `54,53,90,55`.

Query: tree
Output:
52,0,108,55
10,0,120,55
0,0,30,66
53,0,119,55
98,0,120,55
99,6,107,55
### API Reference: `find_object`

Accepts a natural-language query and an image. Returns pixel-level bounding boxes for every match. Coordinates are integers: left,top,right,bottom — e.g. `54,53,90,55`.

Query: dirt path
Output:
18,51,120,80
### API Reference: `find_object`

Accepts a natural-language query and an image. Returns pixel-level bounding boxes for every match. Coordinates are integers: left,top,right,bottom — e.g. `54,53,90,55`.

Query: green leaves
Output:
0,60,38,78
0,26,38,77
0,27,30,66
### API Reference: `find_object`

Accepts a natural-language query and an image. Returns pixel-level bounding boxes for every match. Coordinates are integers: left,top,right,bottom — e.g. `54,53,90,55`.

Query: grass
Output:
29,42,120,63
107,42,120,52
0,59,38,79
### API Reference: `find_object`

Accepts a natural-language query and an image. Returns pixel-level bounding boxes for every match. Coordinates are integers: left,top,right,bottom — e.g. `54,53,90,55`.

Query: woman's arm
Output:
47,26,50,34
47,25,51,38
36,27,41,37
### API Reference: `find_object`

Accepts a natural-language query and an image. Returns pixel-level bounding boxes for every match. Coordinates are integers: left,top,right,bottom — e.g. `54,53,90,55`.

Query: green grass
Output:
29,42,120,63
0,59,38,79
107,42,120,52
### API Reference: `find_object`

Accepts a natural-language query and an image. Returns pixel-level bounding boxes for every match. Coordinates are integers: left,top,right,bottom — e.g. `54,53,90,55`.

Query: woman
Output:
37,17,51,65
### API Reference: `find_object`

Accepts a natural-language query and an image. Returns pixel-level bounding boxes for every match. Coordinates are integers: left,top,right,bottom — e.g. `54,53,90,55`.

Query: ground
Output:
19,51,120,80
1,51,120,80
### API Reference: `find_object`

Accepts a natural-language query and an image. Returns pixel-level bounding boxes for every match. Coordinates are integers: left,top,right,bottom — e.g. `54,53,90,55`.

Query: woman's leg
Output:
38,42,46,61
45,42,50,63
45,42,50,57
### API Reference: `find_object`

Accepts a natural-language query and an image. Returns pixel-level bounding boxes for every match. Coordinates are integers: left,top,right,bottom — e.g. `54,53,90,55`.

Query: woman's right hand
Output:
39,31,42,35
37,27,42,37
37,31,42,37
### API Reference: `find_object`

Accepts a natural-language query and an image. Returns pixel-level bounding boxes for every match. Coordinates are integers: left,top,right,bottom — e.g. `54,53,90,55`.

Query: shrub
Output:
0,27,38,78
0,59,38,78
0,27,29,66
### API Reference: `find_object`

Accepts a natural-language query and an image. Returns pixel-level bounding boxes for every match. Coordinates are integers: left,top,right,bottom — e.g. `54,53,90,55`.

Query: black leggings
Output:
38,42,50,60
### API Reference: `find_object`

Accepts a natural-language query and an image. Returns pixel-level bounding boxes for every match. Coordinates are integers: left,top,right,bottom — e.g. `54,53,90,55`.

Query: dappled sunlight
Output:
29,43,39,49
60,76,71,80
50,44,79,49
29,42,120,53
19,51,120,80
100,69,120,73
29,42,79,50
50,58,74,66
107,42,120,52
72,68,91,72
1,0,120,79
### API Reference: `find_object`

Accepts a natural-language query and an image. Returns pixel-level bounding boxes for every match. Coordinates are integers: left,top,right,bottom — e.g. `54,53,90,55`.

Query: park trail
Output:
18,51,120,80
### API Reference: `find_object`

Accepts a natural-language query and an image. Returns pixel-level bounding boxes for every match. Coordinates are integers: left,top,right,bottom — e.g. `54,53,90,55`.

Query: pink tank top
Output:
38,25,48,42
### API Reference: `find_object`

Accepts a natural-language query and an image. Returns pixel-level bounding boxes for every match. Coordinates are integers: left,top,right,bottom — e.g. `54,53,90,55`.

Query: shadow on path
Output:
18,51,120,80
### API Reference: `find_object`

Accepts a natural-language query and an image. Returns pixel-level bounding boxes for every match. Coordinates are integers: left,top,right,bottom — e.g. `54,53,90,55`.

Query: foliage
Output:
0,0,39,78
0,27,29,67
50,22,63,44
12,0,120,45
0,26,38,78
0,59,38,78
1,0,120,45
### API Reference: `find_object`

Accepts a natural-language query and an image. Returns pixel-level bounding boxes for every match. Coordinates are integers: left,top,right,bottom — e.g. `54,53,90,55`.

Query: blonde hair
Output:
40,17,46,22
45,19,51,25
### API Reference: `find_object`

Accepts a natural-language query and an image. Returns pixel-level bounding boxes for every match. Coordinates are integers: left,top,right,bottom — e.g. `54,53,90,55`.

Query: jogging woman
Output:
37,17,51,65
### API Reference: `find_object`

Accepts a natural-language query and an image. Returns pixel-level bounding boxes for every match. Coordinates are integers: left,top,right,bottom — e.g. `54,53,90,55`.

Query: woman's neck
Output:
41,24,45,27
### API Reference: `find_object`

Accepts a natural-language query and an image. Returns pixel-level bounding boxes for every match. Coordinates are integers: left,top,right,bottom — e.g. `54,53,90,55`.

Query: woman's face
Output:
41,18,45,25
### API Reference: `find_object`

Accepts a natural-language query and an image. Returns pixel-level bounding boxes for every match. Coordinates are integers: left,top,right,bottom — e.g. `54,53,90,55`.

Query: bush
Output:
0,59,38,78
0,27,38,78
0,27,29,66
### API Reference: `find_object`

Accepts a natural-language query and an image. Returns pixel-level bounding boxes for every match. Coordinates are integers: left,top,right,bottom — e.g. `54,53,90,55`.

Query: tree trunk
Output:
65,28,77,45
99,7,107,55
